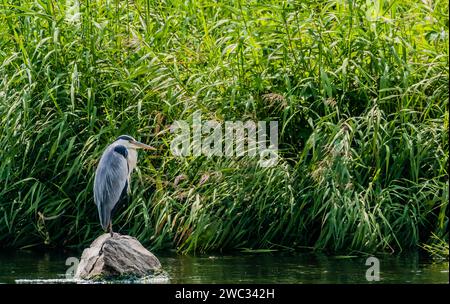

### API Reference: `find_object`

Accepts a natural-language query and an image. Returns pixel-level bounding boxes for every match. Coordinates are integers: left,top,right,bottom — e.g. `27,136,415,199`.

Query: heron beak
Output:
131,140,156,151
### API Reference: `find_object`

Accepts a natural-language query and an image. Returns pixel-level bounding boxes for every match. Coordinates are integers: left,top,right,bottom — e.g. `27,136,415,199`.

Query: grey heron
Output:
94,135,155,237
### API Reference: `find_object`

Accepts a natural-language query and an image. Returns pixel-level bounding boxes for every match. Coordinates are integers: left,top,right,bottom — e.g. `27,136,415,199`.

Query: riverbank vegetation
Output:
0,0,448,255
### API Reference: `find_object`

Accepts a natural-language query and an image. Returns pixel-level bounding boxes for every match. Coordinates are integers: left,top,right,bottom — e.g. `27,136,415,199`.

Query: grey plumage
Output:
94,144,128,230
93,135,155,236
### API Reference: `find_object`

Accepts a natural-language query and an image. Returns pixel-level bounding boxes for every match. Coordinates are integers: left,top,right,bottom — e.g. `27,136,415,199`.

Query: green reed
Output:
0,0,447,254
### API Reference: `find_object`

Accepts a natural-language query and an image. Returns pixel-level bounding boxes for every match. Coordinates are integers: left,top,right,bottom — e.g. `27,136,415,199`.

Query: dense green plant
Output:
422,233,449,259
0,0,448,254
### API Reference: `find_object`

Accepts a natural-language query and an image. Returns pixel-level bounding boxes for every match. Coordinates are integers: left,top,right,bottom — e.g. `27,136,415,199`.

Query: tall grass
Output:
0,0,448,254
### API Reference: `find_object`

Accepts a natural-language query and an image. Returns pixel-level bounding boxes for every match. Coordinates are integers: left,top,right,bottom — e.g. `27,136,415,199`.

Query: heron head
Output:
115,135,156,151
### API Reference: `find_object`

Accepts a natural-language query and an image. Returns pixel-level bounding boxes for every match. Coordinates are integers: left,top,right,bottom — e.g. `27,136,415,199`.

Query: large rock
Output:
75,233,162,280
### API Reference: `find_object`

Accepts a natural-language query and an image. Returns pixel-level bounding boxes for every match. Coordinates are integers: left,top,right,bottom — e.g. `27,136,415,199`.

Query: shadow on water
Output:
0,250,448,284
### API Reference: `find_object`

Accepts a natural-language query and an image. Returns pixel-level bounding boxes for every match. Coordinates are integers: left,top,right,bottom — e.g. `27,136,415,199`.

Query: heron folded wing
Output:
94,147,128,230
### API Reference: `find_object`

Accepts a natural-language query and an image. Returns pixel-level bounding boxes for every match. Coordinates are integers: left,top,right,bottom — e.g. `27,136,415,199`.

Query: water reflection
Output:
157,251,448,284
0,250,447,284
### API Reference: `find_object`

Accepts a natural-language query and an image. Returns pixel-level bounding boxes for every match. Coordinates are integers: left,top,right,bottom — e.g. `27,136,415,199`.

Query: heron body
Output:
93,135,155,236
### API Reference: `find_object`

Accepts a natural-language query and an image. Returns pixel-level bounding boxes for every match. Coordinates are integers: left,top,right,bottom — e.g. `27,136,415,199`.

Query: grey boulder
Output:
75,233,162,280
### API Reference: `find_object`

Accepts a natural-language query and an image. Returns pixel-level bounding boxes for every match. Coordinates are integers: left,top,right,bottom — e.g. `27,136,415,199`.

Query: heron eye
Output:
114,145,128,158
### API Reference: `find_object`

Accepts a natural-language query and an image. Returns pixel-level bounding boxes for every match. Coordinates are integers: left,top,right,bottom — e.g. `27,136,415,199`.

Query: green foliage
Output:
422,233,449,260
0,0,448,254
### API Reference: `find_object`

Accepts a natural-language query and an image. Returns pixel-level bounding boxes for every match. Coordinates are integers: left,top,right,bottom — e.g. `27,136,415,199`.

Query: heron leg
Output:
109,222,113,237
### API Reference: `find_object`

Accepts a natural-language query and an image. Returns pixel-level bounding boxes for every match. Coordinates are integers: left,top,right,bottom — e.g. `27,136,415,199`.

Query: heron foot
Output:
109,222,114,238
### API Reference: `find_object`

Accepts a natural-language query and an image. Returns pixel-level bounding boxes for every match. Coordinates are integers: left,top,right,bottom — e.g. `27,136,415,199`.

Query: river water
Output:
0,250,447,284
